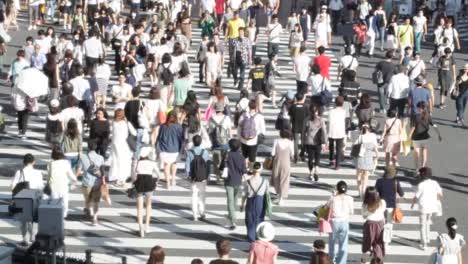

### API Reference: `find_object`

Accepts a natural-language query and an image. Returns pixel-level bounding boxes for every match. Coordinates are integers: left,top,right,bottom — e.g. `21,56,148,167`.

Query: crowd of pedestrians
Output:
5,0,467,263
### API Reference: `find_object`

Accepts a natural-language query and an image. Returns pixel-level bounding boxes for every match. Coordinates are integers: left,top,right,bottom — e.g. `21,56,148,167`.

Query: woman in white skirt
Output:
354,124,379,197
436,217,465,264
204,41,221,88
156,111,184,189
386,13,399,51
313,6,332,50
108,109,134,185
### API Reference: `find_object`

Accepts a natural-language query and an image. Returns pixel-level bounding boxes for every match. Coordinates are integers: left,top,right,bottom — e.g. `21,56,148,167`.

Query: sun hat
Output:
50,99,60,108
139,146,153,159
256,222,275,242
464,63,468,70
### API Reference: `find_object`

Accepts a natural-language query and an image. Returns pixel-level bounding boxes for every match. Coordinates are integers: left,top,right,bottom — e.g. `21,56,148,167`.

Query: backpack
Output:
189,149,208,182
377,14,385,28
160,63,173,85
240,113,257,139
210,116,229,146
47,118,63,134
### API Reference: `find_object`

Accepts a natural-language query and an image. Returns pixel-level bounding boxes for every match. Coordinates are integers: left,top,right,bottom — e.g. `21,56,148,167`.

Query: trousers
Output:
191,181,206,218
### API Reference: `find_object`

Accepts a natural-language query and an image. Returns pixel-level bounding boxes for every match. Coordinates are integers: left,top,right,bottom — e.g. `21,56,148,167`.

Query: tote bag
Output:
318,202,332,234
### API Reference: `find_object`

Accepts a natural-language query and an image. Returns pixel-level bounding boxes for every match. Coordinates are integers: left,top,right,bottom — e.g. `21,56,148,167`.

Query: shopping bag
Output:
203,105,214,121
100,177,112,206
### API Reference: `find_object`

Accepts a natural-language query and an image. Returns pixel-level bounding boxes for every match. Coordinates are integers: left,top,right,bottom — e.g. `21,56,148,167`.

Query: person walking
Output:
310,239,333,264
186,135,211,221
294,46,311,94
375,165,404,246
327,96,346,170
224,139,247,231
133,147,159,237
79,140,105,225
397,17,414,61
436,217,465,264
411,167,443,250
361,186,386,264
156,110,184,189
237,100,265,168
89,108,110,158
354,124,379,197
289,93,308,163
266,14,282,57
209,238,239,264
409,102,442,171
313,46,332,80
47,148,78,218
413,9,428,54
11,154,44,246
45,99,64,147
374,51,395,114
225,11,245,79
365,10,378,57
437,47,456,109
232,27,251,90
61,119,82,173
289,23,303,58
313,6,332,50
380,110,403,166
387,65,410,118
208,101,232,181
270,129,293,206
303,104,327,181
374,5,386,52
327,181,353,264
108,109,133,186
173,62,193,107
454,64,468,126
241,162,270,242
247,222,279,264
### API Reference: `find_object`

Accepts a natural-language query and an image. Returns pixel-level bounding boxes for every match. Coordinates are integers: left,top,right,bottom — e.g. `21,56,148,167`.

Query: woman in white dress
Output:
204,41,221,88
313,6,332,50
436,217,465,264
112,74,133,110
108,109,134,185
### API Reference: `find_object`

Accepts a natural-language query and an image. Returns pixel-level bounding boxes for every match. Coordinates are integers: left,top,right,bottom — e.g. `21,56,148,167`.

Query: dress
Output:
383,117,401,153
357,142,377,171
108,121,133,182
271,139,293,199
438,233,466,263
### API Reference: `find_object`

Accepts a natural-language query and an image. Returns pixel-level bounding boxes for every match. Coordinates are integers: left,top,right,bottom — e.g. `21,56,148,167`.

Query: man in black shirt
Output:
374,50,396,113
247,57,265,93
289,92,309,163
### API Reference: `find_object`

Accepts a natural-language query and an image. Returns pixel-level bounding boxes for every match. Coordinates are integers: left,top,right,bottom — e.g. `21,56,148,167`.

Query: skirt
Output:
160,152,179,164
134,174,157,193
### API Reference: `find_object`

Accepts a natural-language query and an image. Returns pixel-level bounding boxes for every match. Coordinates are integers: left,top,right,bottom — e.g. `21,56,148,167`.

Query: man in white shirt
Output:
61,96,85,133
11,154,44,246
327,96,347,170
56,33,74,61
237,99,266,168
387,65,410,117
35,30,51,55
308,64,331,96
413,9,427,53
407,52,426,89
267,14,282,57
294,46,311,94
69,67,92,126
338,47,358,81
83,30,104,73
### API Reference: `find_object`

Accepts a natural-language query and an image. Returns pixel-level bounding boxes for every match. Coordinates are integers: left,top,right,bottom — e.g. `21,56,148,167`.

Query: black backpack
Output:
190,149,208,182
160,63,174,85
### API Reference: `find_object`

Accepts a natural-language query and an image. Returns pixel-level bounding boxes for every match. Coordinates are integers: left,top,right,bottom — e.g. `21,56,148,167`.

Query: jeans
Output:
377,83,388,111
378,27,386,49
225,185,241,226
419,213,432,245
47,0,56,20
389,98,407,118
29,5,39,24
330,10,342,33
293,133,304,160
233,62,246,90
456,91,468,120
328,138,344,167
20,221,35,242
17,110,29,134
198,61,205,83
305,144,321,171
414,31,423,53
329,220,349,264
191,181,206,218
267,42,279,57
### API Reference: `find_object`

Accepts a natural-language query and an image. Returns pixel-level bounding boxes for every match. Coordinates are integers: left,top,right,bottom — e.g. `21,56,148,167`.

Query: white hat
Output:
321,5,328,9
256,222,275,242
50,99,60,108
139,146,153,159
464,63,468,70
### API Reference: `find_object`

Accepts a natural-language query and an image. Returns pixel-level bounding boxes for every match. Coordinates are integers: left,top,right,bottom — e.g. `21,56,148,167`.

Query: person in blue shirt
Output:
408,76,432,123
30,44,47,69
185,135,211,221
79,139,105,225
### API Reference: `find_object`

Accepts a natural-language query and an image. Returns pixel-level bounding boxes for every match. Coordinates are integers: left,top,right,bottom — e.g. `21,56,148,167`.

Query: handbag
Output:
317,77,333,105
264,188,273,218
203,105,214,121
263,157,273,170
86,154,102,177
126,186,138,199
100,176,112,206
318,202,333,234
392,179,404,223
450,88,459,100
350,136,362,158
12,170,30,197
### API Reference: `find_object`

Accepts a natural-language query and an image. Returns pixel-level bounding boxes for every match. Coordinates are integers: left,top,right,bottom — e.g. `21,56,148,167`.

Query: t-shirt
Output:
376,61,395,84
227,18,245,39
416,179,442,214
409,88,431,113
249,67,265,92
314,55,332,80
398,25,413,45
438,55,455,73
210,259,239,264
413,15,427,33
294,54,311,81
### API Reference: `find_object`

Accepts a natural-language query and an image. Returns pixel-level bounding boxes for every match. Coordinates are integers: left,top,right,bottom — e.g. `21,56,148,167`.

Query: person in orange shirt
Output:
353,19,367,58
313,46,332,80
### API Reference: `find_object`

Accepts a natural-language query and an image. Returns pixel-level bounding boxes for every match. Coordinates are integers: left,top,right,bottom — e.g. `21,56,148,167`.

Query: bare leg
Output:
164,162,171,189
421,147,428,168
361,171,369,195
413,147,420,171
272,91,277,107
145,197,151,233
170,163,177,186
137,196,144,237
385,152,390,167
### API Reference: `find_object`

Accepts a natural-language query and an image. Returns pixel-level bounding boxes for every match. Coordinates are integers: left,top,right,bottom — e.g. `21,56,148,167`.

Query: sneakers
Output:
313,173,319,182
228,225,236,231
33,25,37,30
199,214,206,221
28,25,33,31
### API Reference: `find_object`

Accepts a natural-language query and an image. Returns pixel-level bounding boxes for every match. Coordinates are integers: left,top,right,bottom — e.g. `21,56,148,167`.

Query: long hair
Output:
65,119,80,139
363,187,381,213
309,103,322,121
446,217,458,239
213,85,225,102
147,245,165,264
358,93,371,109
165,110,178,125
417,101,428,121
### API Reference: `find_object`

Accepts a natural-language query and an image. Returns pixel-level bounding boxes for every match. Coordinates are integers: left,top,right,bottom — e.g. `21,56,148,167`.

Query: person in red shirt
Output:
353,19,367,58
313,46,332,80
215,0,226,26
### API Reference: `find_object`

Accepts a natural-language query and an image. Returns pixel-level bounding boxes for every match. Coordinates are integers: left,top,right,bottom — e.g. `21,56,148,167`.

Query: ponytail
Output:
446,217,458,239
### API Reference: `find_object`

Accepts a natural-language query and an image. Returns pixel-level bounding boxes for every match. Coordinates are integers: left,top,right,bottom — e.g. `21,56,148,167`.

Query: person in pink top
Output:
313,46,332,80
247,222,279,264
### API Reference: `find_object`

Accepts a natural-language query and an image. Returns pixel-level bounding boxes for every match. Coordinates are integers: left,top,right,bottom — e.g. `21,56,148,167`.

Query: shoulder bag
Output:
318,77,333,105
392,179,404,223
350,135,362,158
12,169,30,197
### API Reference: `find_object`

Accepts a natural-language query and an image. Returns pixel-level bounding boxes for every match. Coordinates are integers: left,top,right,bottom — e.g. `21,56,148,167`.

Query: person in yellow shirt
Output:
397,17,414,60
225,11,245,78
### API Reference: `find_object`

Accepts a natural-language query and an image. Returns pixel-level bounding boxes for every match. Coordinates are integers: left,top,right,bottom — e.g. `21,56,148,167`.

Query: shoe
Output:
20,134,27,140
193,216,198,221
33,25,37,30
83,208,90,217
19,241,29,247
360,252,370,263
92,218,98,226
419,244,427,251
277,198,283,206
139,224,144,238
233,79,238,87
28,25,33,31
438,104,446,109
145,224,150,234
335,165,340,171
228,225,236,231
309,171,313,180
329,160,335,168
300,155,306,162
313,173,319,182
199,214,206,221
